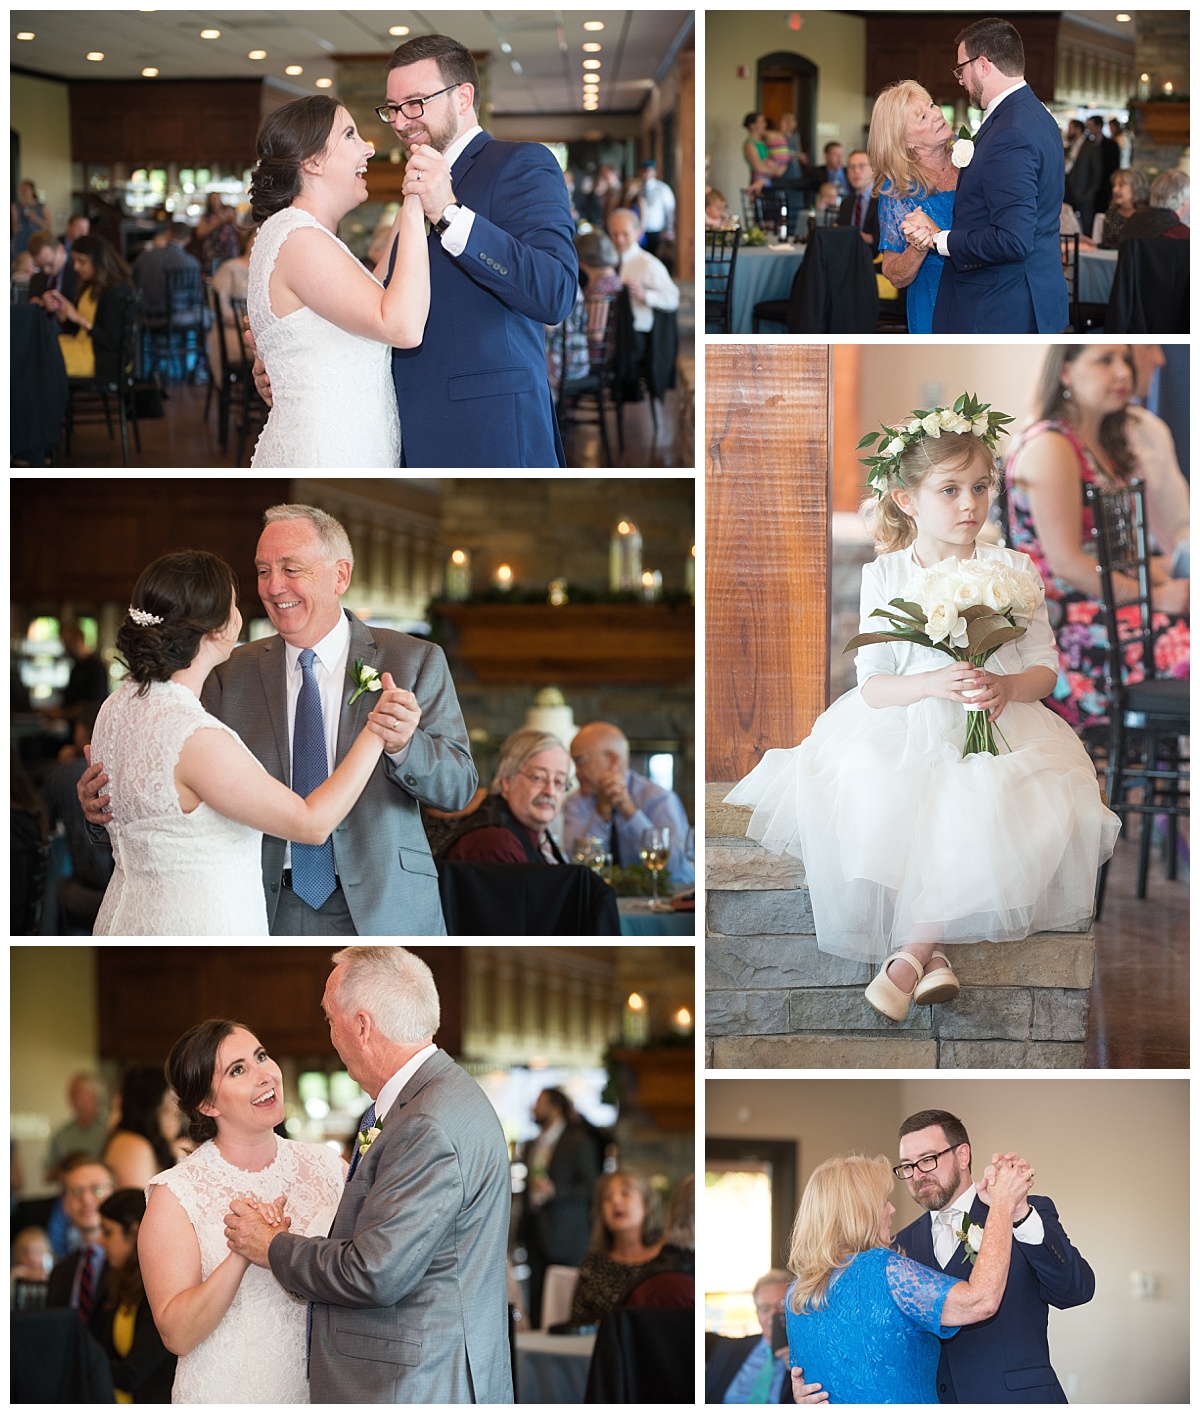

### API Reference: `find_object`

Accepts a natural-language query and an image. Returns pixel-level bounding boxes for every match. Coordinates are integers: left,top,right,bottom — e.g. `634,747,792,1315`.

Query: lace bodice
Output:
148,1138,344,1404
91,680,269,935
878,182,956,334
786,1248,959,1403
248,206,401,469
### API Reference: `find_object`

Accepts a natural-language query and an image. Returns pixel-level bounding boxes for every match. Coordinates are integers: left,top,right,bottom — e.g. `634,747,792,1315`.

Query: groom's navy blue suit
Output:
390,130,577,468
932,83,1069,333
894,1194,1094,1403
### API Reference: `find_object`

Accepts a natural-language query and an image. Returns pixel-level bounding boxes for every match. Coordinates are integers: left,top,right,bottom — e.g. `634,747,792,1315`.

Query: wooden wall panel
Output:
706,345,831,783
864,15,1060,105
69,80,264,166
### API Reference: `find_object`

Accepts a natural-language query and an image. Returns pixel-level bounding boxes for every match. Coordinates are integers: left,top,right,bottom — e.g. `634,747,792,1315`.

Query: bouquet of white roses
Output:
845,557,1040,756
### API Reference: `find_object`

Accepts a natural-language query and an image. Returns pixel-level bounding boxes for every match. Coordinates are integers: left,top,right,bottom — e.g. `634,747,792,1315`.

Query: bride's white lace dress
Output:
148,1138,344,1404
248,206,401,468
92,679,269,936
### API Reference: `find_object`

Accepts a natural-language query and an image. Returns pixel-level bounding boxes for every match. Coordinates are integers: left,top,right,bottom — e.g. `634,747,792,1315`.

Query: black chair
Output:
1086,479,1189,913
11,304,69,465
752,260,803,333
704,227,740,334
739,188,759,230
1060,232,1080,332
584,1307,694,1403
612,288,676,454
1105,237,1189,334
556,289,619,466
229,295,269,465
206,281,243,454
163,264,210,385
64,285,142,466
785,225,878,333
435,860,622,935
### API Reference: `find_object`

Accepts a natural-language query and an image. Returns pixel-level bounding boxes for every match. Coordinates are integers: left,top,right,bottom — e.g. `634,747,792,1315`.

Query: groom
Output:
384,33,578,467
902,18,1068,333
225,946,513,1402
794,1108,1094,1405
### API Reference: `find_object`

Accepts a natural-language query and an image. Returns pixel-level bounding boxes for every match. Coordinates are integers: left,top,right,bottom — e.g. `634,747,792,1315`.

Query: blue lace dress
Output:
878,183,957,334
786,1247,960,1404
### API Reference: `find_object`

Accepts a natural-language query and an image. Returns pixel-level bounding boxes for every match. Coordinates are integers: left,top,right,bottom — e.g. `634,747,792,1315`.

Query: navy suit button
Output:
499,265,509,276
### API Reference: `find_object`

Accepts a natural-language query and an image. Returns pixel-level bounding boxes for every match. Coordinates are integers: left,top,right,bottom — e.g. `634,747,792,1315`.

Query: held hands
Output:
365,672,422,753
976,1152,1035,1219
791,1366,830,1404
224,1195,291,1267
401,140,455,222
901,209,939,251
78,746,113,826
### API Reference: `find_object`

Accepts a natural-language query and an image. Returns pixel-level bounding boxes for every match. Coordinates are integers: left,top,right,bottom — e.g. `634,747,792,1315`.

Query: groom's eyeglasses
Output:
892,1145,958,1180
375,84,460,124
952,55,982,80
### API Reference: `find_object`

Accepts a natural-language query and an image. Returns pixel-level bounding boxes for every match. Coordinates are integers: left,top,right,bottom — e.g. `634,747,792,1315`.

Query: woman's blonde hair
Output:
787,1154,894,1314
868,81,952,199
865,434,997,554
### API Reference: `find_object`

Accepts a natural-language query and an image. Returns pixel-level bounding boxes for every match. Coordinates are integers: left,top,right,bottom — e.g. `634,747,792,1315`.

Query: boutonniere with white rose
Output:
348,657,383,706
358,1115,383,1156
951,124,975,169
953,1213,986,1265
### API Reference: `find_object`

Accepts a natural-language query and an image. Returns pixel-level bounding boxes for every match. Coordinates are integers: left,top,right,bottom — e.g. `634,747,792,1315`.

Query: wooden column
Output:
706,345,831,782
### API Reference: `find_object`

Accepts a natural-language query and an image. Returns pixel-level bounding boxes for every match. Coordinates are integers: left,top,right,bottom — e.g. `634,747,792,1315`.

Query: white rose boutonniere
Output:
358,1118,383,1157
951,124,975,169
953,1212,985,1265
348,657,383,706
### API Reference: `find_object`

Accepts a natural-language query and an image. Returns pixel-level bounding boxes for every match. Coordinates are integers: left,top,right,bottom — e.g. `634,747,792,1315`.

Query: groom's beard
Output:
910,1171,962,1213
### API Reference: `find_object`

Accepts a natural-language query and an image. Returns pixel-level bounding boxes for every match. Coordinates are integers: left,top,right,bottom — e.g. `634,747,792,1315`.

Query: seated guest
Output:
814,182,841,220
27,232,79,307
46,1154,115,1317
1119,168,1189,242
624,1174,695,1308
131,222,202,325
836,151,880,248
575,229,624,357
705,189,733,229
608,208,680,339
40,624,108,724
42,707,115,932
11,1226,54,1289
1099,168,1150,248
440,729,570,864
567,1170,663,1326
104,1066,180,1190
62,212,90,254
42,236,134,380
44,1073,110,1183
92,1189,176,1402
207,227,254,369
807,141,850,200
563,721,694,886
195,192,240,269
704,1269,792,1404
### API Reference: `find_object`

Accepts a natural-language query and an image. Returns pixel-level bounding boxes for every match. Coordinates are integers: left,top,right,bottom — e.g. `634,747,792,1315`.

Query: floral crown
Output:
857,392,1014,500
128,605,164,627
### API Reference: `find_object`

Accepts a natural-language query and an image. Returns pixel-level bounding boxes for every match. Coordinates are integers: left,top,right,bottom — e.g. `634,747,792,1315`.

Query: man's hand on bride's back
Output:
78,747,113,826
791,1366,830,1403
244,324,274,409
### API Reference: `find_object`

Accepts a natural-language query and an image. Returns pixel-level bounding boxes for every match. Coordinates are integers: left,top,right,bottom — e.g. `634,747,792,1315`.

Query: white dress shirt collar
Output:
283,610,350,678
935,1181,977,1222
444,123,484,173
983,78,1027,122
374,1043,439,1124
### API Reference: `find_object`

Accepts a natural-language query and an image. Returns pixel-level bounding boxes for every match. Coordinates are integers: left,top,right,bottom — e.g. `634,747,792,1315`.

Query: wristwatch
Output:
432,203,460,236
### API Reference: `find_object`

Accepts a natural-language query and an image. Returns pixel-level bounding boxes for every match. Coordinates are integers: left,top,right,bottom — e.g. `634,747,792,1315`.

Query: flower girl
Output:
725,396,1120,1021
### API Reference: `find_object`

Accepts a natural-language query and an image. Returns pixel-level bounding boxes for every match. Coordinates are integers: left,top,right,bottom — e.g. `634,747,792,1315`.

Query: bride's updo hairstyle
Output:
249,94,341,225
787,1153,894,1315
868,80,952,199
869,433,997,555
167,1018,249,1144
117,550,238,695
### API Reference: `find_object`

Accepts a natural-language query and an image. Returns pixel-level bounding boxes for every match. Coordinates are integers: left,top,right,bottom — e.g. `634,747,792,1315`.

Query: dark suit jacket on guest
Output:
893,1194,1094,1404
268,1050,514,1403
705,1334,795,1404
933,83,1069,333
89,1293,177,1402
836,192,880,247
520,1123,600,1267
201,609,476,935
390,130,578,469
46,1248,108,1311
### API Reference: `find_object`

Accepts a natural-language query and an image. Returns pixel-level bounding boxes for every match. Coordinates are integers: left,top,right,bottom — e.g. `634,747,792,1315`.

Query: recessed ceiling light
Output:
16,31,34,40
583,42,602,52
285,65,303,76
315,77,332,88
584,75,600,85
248,50,266,60
388,25,409,37
583,59,601,70
584,21,605,32
142,67,159,77
200,29,220,40
86,51,104,61
1115,12,1131,20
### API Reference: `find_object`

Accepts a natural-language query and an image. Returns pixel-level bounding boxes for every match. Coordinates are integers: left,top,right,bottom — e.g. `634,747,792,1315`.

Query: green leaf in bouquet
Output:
857,431,881,450
968,622,1028,659
889,598,926,622
963,612,1009,654
959,604,997,622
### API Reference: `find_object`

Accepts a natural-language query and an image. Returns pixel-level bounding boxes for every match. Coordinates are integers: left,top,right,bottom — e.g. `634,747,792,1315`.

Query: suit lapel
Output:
256,636,291,780
337,611,375,767
911,1211,937,1268
450,129,491,188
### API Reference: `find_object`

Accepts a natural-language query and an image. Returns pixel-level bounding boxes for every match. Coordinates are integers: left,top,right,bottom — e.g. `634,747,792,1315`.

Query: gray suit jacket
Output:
200,610,476,935
267,1050,514,1403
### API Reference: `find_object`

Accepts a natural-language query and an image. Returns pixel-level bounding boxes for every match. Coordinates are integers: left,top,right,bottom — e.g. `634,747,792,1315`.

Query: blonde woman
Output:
784,1153,1030,1403
868,81,958,332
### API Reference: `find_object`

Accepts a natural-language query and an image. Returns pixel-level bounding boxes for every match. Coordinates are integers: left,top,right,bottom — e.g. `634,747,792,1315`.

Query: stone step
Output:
706,1034,1086,1070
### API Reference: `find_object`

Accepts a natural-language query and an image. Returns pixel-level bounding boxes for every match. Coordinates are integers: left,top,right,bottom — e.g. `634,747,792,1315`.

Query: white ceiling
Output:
10,9,694,115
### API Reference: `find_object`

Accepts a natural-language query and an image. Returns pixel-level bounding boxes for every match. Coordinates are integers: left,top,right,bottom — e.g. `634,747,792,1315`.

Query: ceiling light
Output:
200,29,220,40
1115,12,1131,20
142,67,159,77
285,65,303,76
583,59,601,70
583,42,602,52
86,52,104,61
500,41,512,54
248,49,266,60
316,77,332,88
16,31,34,40
584,21,605,32
388,25,409,37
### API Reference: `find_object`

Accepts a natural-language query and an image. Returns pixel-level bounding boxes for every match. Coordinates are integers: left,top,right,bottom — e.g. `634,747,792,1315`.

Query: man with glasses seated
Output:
440,729,572,864
705,1269,793,1403
46,1154,115,1319
377,34,577,468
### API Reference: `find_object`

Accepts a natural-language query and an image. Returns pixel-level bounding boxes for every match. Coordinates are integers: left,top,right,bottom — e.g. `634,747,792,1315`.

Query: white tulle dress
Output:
147,1138,344,1404
725,544,1121,963
92,679,269,936
248,206,401,468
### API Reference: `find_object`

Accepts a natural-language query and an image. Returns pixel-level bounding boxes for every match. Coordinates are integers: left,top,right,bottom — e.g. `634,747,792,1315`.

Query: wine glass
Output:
639,826,670,911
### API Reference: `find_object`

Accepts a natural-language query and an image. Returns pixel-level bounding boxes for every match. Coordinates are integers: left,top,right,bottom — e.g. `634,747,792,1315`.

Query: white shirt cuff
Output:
439,205,476,256
935,229,951,258
386,741,412,767
1013,1206,1045,1244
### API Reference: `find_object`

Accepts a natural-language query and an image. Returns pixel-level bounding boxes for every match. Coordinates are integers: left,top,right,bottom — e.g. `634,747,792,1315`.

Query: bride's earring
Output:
1061,384,1072,401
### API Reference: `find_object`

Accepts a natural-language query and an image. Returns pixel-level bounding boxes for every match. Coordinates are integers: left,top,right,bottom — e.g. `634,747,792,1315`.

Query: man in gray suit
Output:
224,946,513,1403
81,503,476,934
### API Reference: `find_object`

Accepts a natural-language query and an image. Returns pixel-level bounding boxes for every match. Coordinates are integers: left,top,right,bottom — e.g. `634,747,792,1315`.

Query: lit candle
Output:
609,519,643,591
623,991,649,1045
1163,81,1173,95
640,569,662,602
547,577,568,606
686,544,695,599
494,563,514,592
445,548,471,601
672,1005,693,1036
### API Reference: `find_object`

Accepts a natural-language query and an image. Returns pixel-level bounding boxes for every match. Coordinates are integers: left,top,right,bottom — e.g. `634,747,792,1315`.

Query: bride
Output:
91,549,402,935
140,1019,346,1403
247,94,430,468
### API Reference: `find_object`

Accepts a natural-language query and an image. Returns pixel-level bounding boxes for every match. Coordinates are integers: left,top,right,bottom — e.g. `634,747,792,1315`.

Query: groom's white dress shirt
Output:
932,80,1028,258
373,1042,439,1124
434,124,484,256
932,1182,1045,1268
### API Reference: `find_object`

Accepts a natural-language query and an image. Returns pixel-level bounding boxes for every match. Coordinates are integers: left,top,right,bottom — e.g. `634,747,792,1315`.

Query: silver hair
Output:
609,206,643,233
263,503,354,568
490,728,571,794
329,946,440,1044
1150,168,1190,213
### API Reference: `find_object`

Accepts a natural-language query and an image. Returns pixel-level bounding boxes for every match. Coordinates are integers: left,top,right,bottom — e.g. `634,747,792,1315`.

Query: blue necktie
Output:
291,648,336,910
